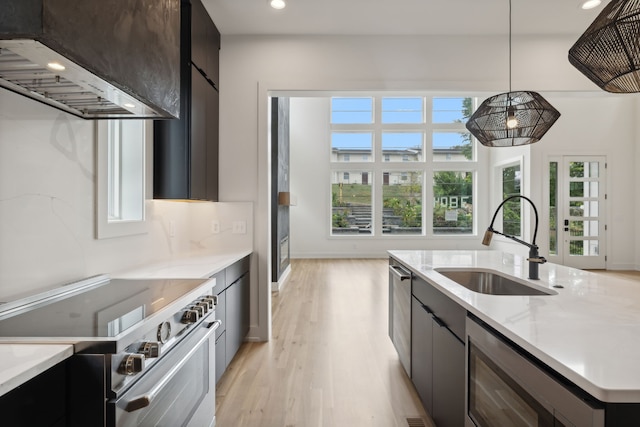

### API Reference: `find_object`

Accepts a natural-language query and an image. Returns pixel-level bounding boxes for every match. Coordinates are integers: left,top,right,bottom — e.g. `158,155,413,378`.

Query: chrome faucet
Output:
482,195,547,280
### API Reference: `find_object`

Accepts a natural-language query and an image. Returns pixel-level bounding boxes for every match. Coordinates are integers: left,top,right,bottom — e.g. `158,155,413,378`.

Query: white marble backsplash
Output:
0,89,252,302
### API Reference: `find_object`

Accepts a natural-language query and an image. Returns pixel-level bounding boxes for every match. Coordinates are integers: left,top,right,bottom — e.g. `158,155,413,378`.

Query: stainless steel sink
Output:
435,269,557,296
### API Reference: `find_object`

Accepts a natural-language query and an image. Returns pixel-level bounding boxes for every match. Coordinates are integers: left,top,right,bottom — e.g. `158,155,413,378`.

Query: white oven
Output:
114,317,220,427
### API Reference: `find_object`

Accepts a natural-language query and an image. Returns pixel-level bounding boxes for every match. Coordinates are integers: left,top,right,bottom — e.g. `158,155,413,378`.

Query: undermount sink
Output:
435,268,557,296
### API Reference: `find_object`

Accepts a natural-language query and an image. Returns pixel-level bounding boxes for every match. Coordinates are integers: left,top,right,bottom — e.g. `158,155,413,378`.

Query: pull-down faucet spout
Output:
483,195,547,280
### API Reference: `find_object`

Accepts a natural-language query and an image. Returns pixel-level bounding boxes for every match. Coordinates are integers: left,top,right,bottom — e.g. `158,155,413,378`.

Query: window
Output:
433,171,473,234
383,171,422,234
96,120,151,239
332,170,372,235
502,163,522,237
382,97,424,123
331,132,372,162
330,95,476,236
549,161,558,255
331,97,373,124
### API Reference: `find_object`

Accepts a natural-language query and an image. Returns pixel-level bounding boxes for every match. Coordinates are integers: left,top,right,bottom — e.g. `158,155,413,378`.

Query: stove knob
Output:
139,342,160,358
182,309,199,324
192,304,205,317
195,301,209,314
200,297,215,310
119,354,145,375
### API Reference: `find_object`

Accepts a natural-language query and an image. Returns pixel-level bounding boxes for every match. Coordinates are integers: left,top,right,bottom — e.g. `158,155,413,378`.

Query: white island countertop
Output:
388,249,640,403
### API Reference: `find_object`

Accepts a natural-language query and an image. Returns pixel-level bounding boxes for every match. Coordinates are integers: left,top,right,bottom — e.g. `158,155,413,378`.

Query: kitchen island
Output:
389,249,640,425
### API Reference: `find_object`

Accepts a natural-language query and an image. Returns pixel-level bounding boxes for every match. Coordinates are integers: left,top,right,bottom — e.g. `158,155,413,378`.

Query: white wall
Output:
219,34,639,340
0,89,252,302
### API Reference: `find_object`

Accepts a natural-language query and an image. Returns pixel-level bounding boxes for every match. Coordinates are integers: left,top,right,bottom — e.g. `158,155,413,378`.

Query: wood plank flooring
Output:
215,258,431,427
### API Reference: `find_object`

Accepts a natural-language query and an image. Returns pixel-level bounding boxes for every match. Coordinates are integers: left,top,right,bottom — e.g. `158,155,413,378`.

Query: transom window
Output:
330,95,476,236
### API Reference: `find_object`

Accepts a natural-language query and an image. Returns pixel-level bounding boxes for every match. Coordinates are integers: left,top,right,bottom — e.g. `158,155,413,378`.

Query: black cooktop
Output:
0,277,210,338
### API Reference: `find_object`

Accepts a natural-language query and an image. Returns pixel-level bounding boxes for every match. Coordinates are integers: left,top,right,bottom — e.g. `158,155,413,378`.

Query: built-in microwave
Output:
466,315,604,427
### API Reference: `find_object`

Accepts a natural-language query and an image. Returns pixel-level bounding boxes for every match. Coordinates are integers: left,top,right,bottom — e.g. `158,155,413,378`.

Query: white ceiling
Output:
202,0,606,37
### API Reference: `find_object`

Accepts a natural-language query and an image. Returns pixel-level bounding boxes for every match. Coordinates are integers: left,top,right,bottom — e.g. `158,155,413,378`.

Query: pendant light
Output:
569,0,640,93
466,0,561,147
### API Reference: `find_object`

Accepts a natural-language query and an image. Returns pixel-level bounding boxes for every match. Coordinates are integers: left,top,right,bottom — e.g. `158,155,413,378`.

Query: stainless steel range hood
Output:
0,0,180,119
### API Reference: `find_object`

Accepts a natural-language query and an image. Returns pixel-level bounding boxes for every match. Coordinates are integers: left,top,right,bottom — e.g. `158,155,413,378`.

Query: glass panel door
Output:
553,156,606,269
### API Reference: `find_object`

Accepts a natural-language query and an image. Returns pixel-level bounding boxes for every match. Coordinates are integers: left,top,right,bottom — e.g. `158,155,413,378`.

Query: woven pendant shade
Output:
465,0,560,147
569,0,640,93
465,91,561,147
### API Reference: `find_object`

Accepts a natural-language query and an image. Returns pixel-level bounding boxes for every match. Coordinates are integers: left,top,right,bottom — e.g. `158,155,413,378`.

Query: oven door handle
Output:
123,319,222,413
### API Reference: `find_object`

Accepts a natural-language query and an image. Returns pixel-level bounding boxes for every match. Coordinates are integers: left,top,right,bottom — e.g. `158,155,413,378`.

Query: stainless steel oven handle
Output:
123,319,222,413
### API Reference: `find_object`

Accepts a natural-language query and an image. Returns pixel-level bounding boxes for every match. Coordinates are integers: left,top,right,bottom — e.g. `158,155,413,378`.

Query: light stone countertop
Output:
0,250,251,397
113,250,252,279
0,344,73,397
388,249,640,403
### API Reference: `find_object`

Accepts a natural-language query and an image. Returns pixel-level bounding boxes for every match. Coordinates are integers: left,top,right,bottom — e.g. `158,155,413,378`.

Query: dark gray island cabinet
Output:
389,253,640,427
411,275,465,427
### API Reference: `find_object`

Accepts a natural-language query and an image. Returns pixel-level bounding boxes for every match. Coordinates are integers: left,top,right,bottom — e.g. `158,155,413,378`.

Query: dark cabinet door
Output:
214,286,226,340
193,66,218,201
225,273,250,364
0,361,67,427
411,296,433,416
153,0,219,201
432,318,465,427
190,66,208,200
215,331,226,384
206,78,219,201
190,0,220,85
190,0,207,72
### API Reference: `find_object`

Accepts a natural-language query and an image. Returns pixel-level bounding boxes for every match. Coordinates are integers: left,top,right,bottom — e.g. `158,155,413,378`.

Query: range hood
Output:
0,0,180,119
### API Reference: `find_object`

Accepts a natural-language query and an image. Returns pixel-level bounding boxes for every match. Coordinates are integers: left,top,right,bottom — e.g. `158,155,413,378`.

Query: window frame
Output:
96,120,152,239
329,94,479,238
493,156,525,241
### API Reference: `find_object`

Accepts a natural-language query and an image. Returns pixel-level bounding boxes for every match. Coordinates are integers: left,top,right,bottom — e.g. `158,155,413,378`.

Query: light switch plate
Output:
232,221,246,234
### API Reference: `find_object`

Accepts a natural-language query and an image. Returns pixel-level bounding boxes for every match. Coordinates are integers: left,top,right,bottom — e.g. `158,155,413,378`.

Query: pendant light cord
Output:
509,0,512,93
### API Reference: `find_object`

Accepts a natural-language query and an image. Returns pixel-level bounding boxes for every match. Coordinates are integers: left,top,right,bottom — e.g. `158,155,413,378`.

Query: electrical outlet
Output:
232,220,246,234
211,220,220,234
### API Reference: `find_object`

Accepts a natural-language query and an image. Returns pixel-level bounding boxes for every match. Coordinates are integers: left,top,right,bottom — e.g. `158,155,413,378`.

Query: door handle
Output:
389,265,411,281
564,219,569,232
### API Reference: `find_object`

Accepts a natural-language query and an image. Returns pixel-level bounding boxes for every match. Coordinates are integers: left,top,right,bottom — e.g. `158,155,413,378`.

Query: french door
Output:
548,156,606,269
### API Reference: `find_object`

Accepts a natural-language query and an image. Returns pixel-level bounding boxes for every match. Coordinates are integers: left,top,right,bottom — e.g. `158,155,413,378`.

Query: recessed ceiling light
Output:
124,103,136,109
580,0,602,10
270,0,286,10
47,61,65,71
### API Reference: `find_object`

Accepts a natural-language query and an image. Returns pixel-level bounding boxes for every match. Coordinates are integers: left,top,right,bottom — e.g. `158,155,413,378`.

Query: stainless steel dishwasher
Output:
389,259,412,376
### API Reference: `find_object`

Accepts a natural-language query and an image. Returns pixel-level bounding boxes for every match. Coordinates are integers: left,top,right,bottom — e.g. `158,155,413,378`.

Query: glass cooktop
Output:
0,277,211,338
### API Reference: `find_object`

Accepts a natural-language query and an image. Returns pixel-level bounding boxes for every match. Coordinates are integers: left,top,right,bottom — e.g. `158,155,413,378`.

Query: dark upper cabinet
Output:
153,0,220,201
191,0,220,85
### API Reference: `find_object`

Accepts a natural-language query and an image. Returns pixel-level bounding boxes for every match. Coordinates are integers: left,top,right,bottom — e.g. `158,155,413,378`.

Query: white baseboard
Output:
271,264,292,292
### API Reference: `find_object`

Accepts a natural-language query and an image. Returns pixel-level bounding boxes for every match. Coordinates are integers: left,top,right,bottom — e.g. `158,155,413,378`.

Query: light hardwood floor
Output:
215,258,430,427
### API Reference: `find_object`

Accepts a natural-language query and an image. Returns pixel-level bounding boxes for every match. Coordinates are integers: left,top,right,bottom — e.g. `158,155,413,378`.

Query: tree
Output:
453,97,474,160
